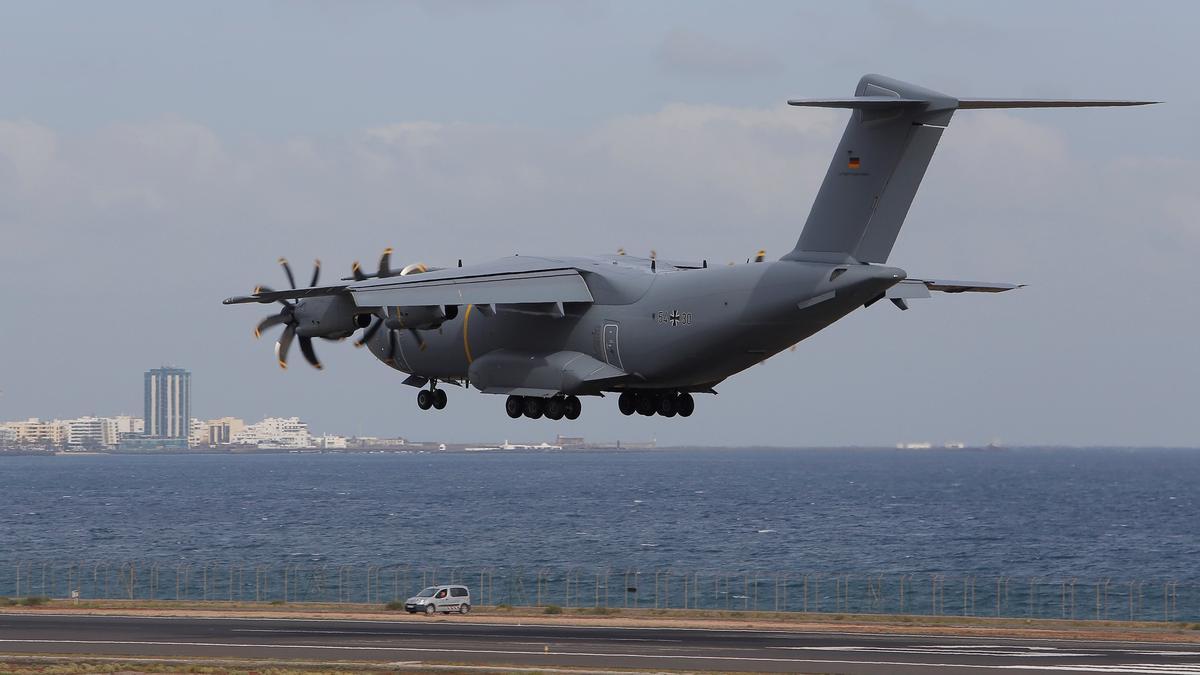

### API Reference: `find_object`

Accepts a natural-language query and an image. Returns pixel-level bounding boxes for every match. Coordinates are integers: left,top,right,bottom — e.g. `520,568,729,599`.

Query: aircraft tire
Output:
564,395,582,420
657,394,677,417
432,389,447,410
505,395,523,418
545,397,565,420
617,392,636,416
635,393,656,416
677,392,695,417
523,397,544,419
417,390,433,410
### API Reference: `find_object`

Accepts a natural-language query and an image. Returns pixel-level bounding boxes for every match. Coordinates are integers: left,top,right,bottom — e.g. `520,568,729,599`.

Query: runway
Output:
2,613,1200,673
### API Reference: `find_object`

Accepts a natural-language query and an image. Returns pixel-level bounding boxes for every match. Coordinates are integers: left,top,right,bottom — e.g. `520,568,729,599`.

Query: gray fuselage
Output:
357,255,904,394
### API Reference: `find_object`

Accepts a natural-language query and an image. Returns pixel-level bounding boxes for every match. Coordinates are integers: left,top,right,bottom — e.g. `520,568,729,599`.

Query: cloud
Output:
655,29,783,79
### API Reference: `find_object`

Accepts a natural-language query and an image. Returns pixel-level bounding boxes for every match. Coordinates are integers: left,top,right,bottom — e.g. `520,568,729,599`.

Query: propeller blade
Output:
409,328,426,351
298,335,323,370
275,324,295,369
355,316,383,347
351,261,367,281
254,312,289,339
278,258,297,289
379,247,393,278
386,328,399,365
253,285,293,308
309,259,321,287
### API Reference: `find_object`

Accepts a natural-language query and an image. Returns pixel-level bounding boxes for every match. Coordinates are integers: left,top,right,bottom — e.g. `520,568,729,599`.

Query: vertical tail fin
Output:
782,74,1156,264
784,74,956,264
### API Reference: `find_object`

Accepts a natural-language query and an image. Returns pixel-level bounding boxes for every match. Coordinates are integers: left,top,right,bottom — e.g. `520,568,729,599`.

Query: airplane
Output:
224,75,1154,421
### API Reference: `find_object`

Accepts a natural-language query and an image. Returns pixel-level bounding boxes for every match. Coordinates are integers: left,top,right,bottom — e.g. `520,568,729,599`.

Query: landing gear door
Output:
602,323,623,370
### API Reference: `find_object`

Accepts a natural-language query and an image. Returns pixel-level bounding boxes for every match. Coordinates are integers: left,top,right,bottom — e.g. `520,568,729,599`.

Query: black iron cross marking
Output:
668,311,682,326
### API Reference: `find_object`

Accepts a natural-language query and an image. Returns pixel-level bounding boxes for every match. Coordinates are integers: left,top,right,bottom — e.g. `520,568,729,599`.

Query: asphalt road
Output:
2,613,1200,673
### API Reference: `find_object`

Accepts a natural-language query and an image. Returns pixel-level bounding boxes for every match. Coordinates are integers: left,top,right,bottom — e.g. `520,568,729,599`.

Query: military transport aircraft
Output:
224,75,1153,421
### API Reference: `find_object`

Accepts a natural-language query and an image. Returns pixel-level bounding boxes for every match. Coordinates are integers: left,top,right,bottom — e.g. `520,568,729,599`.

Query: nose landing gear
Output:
416,383,448,411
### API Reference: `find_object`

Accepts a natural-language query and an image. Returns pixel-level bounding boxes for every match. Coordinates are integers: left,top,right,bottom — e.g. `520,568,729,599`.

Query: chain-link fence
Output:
2,562,1193,622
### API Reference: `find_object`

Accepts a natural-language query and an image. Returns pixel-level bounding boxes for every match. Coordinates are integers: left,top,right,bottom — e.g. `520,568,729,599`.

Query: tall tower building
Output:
144,367,191,439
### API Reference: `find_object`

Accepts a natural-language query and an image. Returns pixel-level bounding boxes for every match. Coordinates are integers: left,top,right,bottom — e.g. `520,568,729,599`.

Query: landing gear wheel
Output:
544,397,565,420
460,603,471,615
677,392,695,417
656,393,677,417
505,395,523,419
523,397,544,419
635,393,656,416
416,390,433,410
432,389,447,410
424,603,436,616
617,392,636,416
564,395,582,420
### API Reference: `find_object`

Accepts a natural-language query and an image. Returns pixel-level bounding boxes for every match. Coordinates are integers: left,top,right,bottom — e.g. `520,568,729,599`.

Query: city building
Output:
314,434,347,449
231,417,312,449
111,415,144,435
3,418,66,446
205,417,246,446
63,416,118,449
144,366,191,442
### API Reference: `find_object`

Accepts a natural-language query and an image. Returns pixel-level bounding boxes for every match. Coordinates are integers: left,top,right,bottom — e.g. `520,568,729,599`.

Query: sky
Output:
1,1,1196,447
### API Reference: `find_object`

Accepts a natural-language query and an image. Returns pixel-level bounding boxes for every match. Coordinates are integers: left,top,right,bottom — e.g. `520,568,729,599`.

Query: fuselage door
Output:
603,323,623,370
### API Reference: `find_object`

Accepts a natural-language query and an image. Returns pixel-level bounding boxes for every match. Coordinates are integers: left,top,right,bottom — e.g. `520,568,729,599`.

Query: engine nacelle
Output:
292,295,361,339
387,305,458,331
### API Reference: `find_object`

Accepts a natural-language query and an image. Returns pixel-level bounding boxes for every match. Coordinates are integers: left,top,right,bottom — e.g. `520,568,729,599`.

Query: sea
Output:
2,447,1196,581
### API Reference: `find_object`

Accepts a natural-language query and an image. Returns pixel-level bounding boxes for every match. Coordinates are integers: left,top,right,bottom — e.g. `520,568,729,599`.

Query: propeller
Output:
252,258,324,370
351,252,431,356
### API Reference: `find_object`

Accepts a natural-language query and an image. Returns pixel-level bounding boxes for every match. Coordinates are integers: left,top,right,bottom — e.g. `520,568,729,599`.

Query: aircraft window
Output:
829,268,847,281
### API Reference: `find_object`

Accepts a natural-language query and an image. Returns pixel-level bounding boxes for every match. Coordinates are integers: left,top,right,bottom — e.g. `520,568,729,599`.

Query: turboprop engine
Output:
389,304,459,331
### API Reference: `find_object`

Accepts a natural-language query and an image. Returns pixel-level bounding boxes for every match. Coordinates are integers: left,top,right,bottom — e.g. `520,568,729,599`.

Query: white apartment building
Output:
3,418,67,446
111,415,144,435
63,416,119,448
314,434,347,449
205,417,246,446
231,417,312,449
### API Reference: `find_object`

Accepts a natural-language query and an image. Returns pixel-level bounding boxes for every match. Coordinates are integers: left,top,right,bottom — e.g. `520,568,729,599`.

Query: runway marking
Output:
233,628,681,642
780,645,1097,657
9,613,1200,648
4,638,1200,672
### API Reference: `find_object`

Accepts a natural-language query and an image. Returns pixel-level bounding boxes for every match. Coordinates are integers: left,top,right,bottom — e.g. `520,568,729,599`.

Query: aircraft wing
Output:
348,258,594,308
888,278,1023,299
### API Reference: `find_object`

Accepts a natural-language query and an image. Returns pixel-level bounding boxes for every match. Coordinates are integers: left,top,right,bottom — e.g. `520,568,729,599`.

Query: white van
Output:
404,584,471,615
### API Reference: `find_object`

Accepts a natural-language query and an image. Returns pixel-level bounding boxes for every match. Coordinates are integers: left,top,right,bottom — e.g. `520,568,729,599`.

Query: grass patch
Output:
575,606,619,615
542,604,563,615
21,596,50,607
384,600,406,611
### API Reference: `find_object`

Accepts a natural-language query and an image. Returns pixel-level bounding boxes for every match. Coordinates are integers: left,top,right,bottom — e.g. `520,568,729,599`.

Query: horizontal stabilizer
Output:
787,97,928,109
788,97,1158,111
888,279,1023,299
957,99,1158,109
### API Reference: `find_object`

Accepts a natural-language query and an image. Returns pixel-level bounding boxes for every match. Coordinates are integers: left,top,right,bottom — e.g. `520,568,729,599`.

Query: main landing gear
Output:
506,395,582,421
416,383,447,411
618,391,695,418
